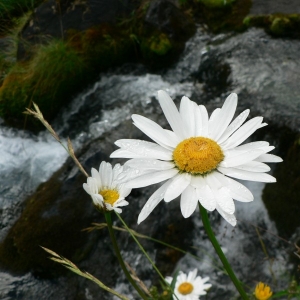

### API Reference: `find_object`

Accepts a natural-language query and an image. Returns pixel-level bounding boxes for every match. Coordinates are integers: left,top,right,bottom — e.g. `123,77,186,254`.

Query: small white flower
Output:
166,269,212,300
111,91,283,225
83,161,131,213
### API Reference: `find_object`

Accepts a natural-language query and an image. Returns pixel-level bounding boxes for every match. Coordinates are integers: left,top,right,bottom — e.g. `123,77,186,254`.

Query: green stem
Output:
115,212,166,283
199,204,249,300
104,212,148,300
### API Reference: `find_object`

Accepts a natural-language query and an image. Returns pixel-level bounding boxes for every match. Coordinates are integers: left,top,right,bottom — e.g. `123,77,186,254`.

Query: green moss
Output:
243,14,300,38
141,33,172,58
0,39,88,128
270,17,291,35
182,0,251,32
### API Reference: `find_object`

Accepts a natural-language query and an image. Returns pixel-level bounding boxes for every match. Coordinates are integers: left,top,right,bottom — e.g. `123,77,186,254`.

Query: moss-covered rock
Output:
0,40,88,129
180,0,252,32
243,14,300,38
0,0,195,129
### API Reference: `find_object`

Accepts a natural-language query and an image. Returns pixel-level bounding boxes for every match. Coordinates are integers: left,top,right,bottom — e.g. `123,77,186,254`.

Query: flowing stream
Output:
0,26,299,299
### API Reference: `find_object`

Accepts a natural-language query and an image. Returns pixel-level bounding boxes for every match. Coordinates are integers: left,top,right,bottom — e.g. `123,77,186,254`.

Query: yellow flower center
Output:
255,282,273,300
178,282,194,295
173,137,224,175
99,189,120,206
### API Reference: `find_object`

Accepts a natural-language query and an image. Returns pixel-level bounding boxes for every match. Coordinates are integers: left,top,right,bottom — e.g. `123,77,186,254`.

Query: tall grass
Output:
0,39,88,126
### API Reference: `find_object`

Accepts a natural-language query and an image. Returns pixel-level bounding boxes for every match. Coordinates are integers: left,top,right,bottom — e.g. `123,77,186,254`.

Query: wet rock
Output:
145,0,194,41
17,0,136,60
250,0,300,15
192,50,232,101
0,120,194,298
263,129,300,238
200,28,300,131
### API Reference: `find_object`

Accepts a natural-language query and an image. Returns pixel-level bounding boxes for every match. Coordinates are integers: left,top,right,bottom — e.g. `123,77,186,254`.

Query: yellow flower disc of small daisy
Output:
173,137,224,175
178,282,194,295
254,282,273,300
99,189,120,205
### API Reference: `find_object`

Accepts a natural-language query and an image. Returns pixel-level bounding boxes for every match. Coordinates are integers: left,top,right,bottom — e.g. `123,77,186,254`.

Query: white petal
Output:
234,161,270,172
100,161,113,188
164,173,191,202
118,184,131,198
215,187,235,214
165,277,172,284
194,104,203,136
91,168,102,187
132,114,179,149
190,175,206,188
220,149,264,167
110,149,147,159
206,174,235,214
125,159,175,171
208,108,221,128
87,177,98,193
113,207,122,213
114,199,129,207
218,166,276,182
209,172,253,202
209,93,237,141
83,183,91,195
113,139,173,160
216,205,237,226
157,90,187,139
196,185,216,211
117,167,155,183
235,141,269,151
220,117,263,150
180,96,196,137
187,269,198,282
217,109,250,144
260,146,275,153
199,105,209,137
112,164,123,181
259,122,268,128
138,180,171,224
180,185,198,218
125,168,178,188
255,154,283,163
92,194,104,206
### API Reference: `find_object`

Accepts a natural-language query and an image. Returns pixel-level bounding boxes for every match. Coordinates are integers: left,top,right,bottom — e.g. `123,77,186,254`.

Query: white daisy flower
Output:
83,161,131,213
166,269,212,300
111,90,282,225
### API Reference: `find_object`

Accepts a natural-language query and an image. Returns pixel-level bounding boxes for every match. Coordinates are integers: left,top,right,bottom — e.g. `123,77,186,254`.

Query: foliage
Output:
0,0,41,18
0,39,88,127
243,14,300,38
0,0,42,33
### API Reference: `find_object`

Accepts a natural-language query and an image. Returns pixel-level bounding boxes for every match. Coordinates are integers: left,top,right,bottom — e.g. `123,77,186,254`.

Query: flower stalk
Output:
116,212,166,283
104,212,148,300
199,204,249,300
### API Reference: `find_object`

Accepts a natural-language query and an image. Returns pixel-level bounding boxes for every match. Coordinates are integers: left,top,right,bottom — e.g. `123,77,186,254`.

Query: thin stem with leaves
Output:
104,212,148,300
41,246,130,300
